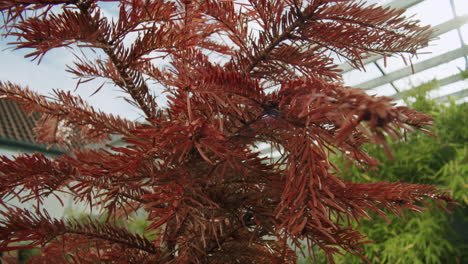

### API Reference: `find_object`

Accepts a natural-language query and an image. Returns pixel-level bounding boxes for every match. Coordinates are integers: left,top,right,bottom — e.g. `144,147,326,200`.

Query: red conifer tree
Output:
0,1,453,263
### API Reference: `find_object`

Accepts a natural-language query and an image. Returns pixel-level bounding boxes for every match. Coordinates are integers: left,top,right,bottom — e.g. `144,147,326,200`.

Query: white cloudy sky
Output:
0,0,467,121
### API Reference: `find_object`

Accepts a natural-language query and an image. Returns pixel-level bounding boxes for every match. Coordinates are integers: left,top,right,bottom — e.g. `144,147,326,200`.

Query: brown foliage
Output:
0,0,453,263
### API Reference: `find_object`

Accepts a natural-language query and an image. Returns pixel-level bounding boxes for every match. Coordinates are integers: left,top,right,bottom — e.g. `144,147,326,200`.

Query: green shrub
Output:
300,83,467,263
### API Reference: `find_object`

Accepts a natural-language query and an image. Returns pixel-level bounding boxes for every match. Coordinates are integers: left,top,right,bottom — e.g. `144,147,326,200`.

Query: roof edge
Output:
0,136,65,156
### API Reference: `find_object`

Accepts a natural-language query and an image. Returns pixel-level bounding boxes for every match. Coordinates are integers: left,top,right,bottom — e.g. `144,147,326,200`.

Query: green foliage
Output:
459,67,468,80
400,79,440,105
64,208,157,241
299,84,467,263
16,247,41,263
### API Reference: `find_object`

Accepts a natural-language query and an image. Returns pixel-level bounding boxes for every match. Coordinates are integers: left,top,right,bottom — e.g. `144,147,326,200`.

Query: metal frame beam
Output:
339,15,468,73
354,45,468,89
385,0,423,9
391,73,466,99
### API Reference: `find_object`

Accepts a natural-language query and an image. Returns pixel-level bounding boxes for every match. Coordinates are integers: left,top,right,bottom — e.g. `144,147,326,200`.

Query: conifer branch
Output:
102,46,156,119
0,207,160,254
0,82,137,146
0,1,455,263
245,2,320,74
74,3,157,119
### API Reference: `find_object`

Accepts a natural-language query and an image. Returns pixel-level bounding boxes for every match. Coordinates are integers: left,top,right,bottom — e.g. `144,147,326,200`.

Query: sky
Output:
0,0,467,121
